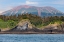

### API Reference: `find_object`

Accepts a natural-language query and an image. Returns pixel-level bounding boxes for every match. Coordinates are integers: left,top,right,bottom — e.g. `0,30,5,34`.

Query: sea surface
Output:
0,34,64,42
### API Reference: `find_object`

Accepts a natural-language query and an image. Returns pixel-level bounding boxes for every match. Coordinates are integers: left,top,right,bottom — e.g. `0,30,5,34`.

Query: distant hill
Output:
1,5,64,17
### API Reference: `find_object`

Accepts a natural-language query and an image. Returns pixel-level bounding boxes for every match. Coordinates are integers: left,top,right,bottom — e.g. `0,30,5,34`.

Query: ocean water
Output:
0,34,64,42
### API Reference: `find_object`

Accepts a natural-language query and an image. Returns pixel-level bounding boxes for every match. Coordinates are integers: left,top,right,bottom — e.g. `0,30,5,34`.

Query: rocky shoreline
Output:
0,29,64,34
0,23,64,34
0,31,64,34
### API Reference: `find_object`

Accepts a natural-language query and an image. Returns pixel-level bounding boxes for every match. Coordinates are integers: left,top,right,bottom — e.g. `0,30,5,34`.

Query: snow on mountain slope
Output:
1,5,64,16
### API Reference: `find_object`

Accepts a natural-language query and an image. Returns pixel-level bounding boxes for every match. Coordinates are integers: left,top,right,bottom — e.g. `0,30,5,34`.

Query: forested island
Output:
0,13,64,34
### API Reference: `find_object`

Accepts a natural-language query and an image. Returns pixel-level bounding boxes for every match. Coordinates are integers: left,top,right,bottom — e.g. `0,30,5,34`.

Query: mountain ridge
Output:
1,5,64,16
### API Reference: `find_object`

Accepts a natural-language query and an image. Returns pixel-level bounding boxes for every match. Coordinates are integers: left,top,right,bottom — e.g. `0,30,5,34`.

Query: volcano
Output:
1,5,64,17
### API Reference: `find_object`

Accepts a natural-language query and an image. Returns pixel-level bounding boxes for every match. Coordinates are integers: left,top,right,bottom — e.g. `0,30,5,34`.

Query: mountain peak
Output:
1,5,64,16
18,5,31,8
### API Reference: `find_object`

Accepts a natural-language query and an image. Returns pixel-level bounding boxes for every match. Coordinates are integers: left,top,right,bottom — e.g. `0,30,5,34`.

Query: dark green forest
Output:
0,13,64,28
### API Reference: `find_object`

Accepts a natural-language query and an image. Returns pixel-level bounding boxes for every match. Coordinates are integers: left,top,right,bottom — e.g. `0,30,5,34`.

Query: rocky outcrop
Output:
4,19,37,32
18,19,34,29
17,23,28,30
2,20,64,34
1,23,64,34
7,23,29,32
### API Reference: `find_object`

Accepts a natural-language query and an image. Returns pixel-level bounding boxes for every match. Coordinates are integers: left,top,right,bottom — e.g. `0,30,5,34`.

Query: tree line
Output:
0,13,64,27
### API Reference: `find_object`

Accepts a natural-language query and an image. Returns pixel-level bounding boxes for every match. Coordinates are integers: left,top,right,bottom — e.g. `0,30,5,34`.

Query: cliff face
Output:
18,19,34,29
4,19,34,32
16,23,28,30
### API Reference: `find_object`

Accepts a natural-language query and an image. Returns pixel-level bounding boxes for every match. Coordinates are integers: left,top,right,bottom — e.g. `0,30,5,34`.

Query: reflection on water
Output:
0,34,64,42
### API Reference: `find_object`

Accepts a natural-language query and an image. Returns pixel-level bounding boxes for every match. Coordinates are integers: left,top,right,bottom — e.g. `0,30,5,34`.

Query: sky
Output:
0,0,64,13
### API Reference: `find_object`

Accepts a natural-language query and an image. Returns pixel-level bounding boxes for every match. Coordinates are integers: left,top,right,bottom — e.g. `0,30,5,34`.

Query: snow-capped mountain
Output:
1,5,64,17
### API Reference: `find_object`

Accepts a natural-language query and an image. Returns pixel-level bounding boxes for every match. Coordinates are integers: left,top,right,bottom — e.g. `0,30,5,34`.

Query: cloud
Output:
26,1,38,5
20,0,38,6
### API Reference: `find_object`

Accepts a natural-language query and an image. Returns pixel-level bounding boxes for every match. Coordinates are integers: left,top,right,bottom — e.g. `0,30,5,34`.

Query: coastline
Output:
0,31,63,34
